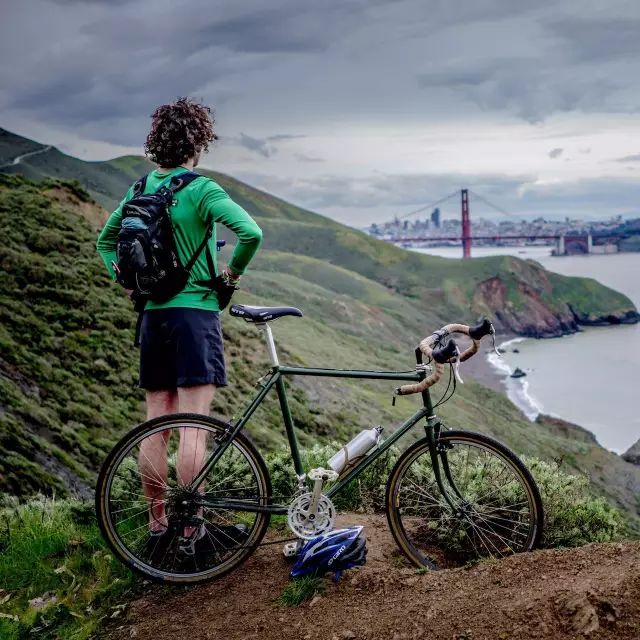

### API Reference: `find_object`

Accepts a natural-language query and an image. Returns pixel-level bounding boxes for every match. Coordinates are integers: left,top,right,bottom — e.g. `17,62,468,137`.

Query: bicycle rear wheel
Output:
386,430,543,568
96,413,271,584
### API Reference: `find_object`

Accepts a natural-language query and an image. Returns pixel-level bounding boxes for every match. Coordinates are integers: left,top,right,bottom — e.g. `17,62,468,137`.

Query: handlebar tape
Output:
395,319,493,396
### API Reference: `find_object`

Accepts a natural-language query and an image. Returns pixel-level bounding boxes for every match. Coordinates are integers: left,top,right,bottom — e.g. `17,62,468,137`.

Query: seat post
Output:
257,323,279,366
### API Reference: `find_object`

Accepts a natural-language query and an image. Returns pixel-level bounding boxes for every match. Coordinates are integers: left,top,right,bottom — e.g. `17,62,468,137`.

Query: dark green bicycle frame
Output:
191,363,458,514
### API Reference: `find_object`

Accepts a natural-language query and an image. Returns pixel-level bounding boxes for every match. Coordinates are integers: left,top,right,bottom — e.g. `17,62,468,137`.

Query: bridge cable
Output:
468,190,519,219
393,190,459,222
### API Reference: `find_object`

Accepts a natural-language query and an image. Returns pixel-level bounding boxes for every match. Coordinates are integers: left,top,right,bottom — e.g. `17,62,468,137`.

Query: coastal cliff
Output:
469,255,638,337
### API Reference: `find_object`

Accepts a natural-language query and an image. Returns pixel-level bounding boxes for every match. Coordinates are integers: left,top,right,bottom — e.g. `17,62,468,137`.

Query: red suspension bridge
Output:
379,189,598,259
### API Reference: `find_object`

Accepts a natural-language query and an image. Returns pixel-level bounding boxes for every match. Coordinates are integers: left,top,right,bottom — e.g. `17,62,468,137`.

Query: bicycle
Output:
96,304,544,584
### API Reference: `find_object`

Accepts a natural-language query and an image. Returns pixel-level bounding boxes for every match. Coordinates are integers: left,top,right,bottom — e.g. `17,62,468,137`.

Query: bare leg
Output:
176,384,215,485
177,385,216,536
139,390,178,532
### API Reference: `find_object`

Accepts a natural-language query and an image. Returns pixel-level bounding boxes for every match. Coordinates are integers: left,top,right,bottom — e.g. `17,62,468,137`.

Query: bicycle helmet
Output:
290,526,367,579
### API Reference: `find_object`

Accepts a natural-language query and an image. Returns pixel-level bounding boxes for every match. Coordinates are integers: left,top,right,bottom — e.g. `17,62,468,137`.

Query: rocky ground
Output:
102,514,640,640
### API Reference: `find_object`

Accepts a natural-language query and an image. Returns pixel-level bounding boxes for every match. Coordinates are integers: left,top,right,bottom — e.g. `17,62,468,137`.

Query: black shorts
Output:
139,308,227,390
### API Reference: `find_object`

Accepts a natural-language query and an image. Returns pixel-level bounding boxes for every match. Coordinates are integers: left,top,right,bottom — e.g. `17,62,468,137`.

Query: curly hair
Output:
144,97,218,167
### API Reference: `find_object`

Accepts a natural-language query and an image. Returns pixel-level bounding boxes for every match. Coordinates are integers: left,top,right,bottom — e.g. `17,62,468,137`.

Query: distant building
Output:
431,207,441,228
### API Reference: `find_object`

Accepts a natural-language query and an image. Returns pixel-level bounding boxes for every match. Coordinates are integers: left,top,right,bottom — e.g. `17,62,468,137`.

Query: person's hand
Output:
222,266,241,285
214,267,240,310
124,288,134,298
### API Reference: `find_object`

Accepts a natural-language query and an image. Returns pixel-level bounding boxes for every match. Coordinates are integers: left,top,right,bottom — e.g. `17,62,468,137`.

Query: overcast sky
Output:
2,0,640,225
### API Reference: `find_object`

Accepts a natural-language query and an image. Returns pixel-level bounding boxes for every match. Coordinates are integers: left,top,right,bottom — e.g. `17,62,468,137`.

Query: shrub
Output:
263,446,623,553
266,443,396,512
524,457,624,548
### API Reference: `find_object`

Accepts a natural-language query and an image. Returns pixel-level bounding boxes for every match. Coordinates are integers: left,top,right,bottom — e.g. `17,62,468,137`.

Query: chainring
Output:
287,492,336,540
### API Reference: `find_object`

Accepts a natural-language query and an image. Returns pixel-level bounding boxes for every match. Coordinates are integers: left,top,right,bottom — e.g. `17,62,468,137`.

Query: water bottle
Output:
327,426,384,474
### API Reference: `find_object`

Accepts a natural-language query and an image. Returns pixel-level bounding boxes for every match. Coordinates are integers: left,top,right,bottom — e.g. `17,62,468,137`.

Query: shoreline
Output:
467,331,636,455
461,343,507,394
465,334,543,423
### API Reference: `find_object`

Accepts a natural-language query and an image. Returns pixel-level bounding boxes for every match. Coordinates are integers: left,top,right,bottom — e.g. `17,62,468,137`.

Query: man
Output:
96,97,262,550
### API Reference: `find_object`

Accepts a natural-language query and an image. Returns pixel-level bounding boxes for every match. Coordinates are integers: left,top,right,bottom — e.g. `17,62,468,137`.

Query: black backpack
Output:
114,171,214,304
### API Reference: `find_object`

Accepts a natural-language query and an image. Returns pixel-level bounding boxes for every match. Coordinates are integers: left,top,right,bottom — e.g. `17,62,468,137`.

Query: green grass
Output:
276,575,325,607
0,497,137,640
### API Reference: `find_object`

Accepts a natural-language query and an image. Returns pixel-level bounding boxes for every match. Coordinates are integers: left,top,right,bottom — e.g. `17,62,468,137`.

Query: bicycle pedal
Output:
283,541,302,558
307,467,339,482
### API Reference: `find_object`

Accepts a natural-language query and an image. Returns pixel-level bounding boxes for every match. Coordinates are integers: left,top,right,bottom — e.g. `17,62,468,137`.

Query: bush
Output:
266,443,396,512
524,457,624,548
263,446,623,553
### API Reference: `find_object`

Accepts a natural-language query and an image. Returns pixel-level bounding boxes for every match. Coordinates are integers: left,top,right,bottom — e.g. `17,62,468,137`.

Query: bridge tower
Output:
461,189,471,258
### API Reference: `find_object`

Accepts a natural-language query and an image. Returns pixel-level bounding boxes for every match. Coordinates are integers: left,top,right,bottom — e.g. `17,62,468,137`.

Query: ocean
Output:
411,245,640,453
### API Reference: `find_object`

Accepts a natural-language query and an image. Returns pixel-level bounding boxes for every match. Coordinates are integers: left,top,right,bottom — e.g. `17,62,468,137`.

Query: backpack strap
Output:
185,223,214,273
132,175,148,198
170,172,218,290
166,171,201,194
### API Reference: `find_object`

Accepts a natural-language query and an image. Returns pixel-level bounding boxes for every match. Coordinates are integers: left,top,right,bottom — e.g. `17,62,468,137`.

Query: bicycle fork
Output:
424,419,467,511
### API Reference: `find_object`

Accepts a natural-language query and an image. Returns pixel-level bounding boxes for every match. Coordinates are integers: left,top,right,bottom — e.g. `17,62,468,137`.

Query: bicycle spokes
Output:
391,434,539,565
103,422,264,576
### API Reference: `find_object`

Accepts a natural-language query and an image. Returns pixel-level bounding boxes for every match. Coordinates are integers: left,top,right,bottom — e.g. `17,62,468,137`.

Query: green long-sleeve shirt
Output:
96,167,262,312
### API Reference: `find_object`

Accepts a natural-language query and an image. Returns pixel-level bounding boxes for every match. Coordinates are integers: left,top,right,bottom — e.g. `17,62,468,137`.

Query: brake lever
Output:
453,346,464,384
490,327,501,357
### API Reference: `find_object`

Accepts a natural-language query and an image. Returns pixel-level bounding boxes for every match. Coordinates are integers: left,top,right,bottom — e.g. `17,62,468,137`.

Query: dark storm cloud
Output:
3,0,640,224
7,52,229,146
78,4,340,57
549,148,563,159
616,153,640,163
192,8,330,54
546,17,640,63
0,0,383,144
4,0,640,144
418,58,620,123
237,133,275,158
235,132,306,157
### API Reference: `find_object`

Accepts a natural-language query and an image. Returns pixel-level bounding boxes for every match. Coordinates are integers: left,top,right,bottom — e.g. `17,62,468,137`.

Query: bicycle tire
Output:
96,413,271,584
385,430,543,569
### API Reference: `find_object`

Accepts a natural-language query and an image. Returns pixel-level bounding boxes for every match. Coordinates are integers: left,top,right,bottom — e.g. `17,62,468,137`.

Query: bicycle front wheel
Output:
96,413,271,584
386,430,543,568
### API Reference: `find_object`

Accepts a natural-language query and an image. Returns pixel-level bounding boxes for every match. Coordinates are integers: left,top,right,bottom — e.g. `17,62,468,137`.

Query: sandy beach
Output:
461,339,512,394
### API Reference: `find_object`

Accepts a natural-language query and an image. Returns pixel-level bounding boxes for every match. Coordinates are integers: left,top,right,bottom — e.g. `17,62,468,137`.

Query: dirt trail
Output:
0,144,52,169
104,514,640,640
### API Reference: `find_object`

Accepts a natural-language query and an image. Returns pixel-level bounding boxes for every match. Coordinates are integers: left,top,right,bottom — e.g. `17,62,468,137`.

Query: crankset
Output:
286,468,338,540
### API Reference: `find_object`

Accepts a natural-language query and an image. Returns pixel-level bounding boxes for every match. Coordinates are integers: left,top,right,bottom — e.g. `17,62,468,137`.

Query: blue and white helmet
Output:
291,526,367,578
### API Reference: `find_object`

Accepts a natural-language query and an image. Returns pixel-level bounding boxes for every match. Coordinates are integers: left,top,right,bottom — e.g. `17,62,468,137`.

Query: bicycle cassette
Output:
287,492,336,540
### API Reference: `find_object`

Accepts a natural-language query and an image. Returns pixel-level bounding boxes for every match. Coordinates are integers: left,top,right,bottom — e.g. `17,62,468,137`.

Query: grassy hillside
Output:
1,173,639,535
1,127,635,338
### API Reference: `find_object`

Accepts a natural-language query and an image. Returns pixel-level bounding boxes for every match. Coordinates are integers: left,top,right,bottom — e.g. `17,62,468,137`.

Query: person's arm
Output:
96,191,131,280
196,180,263,276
